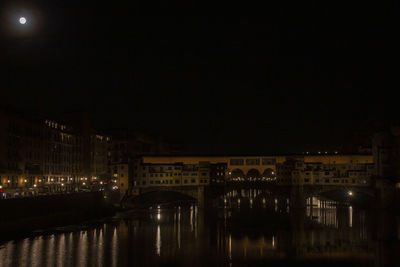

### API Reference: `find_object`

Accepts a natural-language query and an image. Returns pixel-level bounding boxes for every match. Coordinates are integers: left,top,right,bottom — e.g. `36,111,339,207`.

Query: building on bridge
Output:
134,154,374,187
132,160,210,192
276,155,374,187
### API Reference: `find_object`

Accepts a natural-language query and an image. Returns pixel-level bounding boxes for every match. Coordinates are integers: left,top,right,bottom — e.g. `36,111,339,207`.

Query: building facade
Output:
135,154,374,189
132,159,210,192
276,155,374,186
0,111,111,197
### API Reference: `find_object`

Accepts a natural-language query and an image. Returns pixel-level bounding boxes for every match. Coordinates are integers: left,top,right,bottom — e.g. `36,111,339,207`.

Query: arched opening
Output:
231,169,245,181
246,169,261,181
262,168,276,181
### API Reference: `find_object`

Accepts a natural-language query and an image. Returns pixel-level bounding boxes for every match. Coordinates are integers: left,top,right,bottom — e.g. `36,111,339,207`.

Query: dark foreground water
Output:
1,189,400,267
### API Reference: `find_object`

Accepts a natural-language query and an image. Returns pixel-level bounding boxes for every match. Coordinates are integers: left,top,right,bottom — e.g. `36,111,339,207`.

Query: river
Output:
0,189,399,267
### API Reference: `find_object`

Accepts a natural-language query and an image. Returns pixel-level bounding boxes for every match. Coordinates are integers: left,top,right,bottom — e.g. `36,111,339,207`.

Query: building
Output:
276,155,374,186
0,111,112,197
210,163,227,184
111,163,130,194
372,126,400,180
135,154,374,188
131,159,210,192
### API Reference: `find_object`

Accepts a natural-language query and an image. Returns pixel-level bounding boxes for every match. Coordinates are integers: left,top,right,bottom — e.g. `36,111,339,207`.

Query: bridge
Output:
141,154,373,173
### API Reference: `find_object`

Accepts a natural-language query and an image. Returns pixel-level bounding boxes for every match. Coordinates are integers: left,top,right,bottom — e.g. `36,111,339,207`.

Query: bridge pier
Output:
375,179,397,209
197,186,204,208
290,186,306,209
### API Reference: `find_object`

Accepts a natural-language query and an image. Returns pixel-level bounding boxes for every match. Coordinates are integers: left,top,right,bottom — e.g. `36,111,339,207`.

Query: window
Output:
191,179,195,183
246,158,260,165
262,158,276,165
192,173,197,176
184,179,188,184
160,174,163,177
304,178,310,182
230,159,244,165
325,179,330,183
175,179,180,184
142,181,146,185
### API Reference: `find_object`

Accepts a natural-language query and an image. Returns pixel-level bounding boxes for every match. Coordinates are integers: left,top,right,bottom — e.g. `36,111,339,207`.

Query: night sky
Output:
1,1,398,154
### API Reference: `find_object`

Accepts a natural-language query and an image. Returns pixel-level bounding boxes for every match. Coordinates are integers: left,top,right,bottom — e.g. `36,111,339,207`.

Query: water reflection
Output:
0,189,399,266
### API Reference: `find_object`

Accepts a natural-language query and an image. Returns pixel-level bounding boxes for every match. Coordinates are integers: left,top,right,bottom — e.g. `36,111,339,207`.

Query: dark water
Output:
1,189,400,267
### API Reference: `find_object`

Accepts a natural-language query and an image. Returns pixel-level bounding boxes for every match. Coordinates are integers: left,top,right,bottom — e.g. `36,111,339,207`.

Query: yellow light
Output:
348,191,353,196
34,184,37,187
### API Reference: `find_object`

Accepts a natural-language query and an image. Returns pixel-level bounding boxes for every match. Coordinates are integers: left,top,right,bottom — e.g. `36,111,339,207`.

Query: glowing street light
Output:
348,191,353,196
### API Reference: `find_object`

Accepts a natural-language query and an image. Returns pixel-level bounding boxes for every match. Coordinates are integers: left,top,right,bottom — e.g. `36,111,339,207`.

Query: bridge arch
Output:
246,169,261,180
262,168,275,179
231,169,245,181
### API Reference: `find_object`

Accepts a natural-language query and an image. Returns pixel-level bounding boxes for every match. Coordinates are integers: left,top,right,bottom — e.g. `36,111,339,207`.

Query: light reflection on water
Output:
0,190,399,267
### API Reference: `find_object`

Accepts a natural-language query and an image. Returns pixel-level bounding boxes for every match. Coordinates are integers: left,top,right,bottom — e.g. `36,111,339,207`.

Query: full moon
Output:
19,17,27,24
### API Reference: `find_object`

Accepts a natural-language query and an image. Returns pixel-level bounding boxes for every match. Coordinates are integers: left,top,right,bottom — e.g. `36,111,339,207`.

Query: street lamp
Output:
348,191,353,196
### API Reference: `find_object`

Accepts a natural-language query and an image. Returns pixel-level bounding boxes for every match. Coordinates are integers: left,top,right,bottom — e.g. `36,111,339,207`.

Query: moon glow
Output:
19,17,27,24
